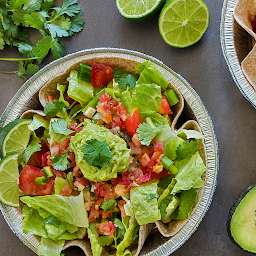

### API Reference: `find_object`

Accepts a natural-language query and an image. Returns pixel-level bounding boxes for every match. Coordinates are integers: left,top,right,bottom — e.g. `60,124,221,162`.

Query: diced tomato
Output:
73,166,82,177
97,101,112,123
101,210,113,219
68,123,83,133
152,151,162,160
19,165,54,195
118,200,127,218
131,133,141,147
95,182,115,200
139,153,151,167
95,221,117,238
151,168,172,180
41,152,49,167
28,140,49,167
159,96,173,114
139,171,151,182
50,138,70,157
60,183,72,196
154,141,164,152
51,168,66,178
126,108,141,136
116,104,128,121
91,62,115,88
88,205,100,223
111,175,123,186
122,171,131,186
75,177,89,187
99,93,112,102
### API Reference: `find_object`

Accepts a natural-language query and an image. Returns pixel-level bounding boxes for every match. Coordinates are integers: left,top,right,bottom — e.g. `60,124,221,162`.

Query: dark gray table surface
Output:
0,0,255,255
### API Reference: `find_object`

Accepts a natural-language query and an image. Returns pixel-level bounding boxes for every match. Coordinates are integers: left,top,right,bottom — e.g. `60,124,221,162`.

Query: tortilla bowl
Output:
0,48,218,256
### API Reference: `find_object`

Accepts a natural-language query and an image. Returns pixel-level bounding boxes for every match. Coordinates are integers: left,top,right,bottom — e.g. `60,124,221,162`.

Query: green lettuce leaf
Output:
135,61,169,89
172,152,206,194
177,129,205,140
171,188,197,220
116,214,138,256
87,224,103,256
130,183,161,225
67,70,94,105
21,192,88,227
132,83,162,112
38,237,65,256
28,114,49,131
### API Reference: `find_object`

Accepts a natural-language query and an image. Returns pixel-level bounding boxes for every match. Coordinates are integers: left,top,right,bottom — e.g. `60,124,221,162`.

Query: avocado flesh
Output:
230,187,256,253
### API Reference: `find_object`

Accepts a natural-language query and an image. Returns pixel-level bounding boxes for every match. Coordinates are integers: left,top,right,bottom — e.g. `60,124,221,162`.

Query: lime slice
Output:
158,0,210,48
116,0,166,21
0,119,32,157
0,152,19,207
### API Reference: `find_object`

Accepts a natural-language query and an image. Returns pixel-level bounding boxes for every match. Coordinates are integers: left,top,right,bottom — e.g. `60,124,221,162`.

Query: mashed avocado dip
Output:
70,119,130,182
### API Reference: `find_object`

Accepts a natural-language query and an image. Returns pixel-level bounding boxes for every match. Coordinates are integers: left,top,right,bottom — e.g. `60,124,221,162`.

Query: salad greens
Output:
0,59,207,256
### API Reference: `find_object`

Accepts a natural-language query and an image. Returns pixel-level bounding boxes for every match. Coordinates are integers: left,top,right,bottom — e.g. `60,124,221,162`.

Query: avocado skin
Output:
226,182,256,251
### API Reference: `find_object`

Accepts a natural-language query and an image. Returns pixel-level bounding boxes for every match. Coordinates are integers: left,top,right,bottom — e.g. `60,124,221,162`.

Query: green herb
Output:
113,68,138,90
132,225,140,240
44,99,68,117
52,151,70,171
82,139,113,168
175,140,198,161
0,0,85,78
51,118,73,135
137,122,163,146
99,236,114,247
100,198,116,213
23,135,41,163
114,218,126,236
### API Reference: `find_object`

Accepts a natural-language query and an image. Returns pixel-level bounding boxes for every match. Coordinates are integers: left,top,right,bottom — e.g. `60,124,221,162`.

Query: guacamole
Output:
70,119,130,182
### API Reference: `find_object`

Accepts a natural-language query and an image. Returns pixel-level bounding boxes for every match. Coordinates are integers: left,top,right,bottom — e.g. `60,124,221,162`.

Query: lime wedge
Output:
0,152,19,207
158,0,210,48
0,119,32,157
116,0,166,21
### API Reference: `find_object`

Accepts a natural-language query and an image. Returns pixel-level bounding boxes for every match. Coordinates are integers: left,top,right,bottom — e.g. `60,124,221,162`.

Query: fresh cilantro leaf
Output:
68,9,84,36
44,99,68,117
24,63,40,74
51,118,73,135
114,218,125,236
99,236,114,247
0,34,5,49
10,9,28,26
82,139,113,168
137,122,163,146
113,68,138,90
33,36,54,63
44,23,69,38
23,135,41,163
100,198,116,213
146,193,159,199
23,0,41,13
52,16,72,31
53,0,81,17
51,39,66,60
41,1,56,12
52,151,70,171
8,0,29,10
24,12,46,29
17,42,33,57
175,140,198,161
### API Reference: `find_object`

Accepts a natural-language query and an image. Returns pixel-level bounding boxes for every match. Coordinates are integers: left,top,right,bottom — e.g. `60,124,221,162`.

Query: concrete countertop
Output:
0,0,254,255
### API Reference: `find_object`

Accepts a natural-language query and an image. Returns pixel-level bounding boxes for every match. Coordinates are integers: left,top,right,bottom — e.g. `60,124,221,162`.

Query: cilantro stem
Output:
0,57,38,61
0,70,17,74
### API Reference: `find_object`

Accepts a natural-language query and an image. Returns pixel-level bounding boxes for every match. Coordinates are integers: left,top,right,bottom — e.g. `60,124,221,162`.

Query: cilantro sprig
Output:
0,0,85,79
52,150,70,171
82,139,113,168
113,68,138,90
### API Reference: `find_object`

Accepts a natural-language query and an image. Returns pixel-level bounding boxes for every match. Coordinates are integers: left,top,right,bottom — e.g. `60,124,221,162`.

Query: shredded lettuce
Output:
87,224,103,256
38,237,65,256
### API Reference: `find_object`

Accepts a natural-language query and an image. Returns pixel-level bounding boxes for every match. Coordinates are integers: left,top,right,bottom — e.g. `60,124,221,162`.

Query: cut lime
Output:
0,119,32,157
158,0,210,47
0,152,19,207
116,0,166,21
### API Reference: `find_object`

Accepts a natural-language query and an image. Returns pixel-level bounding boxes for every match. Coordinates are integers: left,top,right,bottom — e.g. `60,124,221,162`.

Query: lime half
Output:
0,119,32,157
158,0,210,47
116,0,166,21
0,152,19,207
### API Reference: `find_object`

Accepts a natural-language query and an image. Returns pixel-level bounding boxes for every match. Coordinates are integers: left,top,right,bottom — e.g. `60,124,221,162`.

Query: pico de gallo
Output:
6,60,206,256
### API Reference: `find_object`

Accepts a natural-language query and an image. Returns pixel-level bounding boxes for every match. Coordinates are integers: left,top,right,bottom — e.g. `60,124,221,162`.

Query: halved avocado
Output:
227,183,256,253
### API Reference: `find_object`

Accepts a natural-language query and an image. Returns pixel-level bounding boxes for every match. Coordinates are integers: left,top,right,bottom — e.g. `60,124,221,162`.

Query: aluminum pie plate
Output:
0,48,218,256
220,0,256,108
